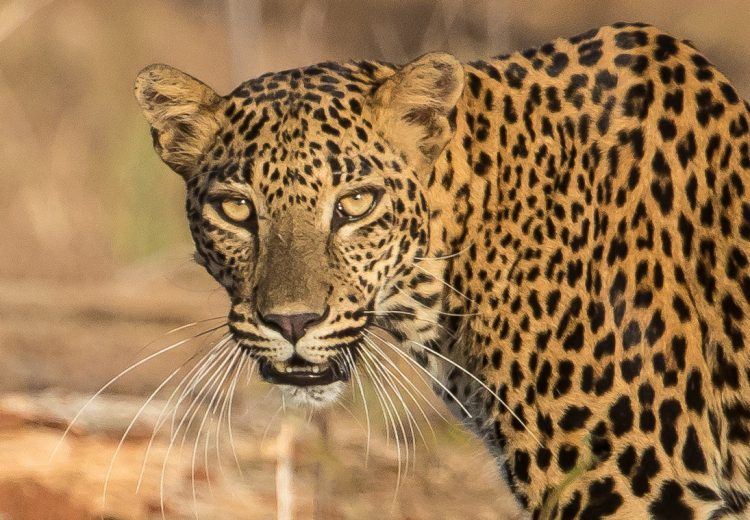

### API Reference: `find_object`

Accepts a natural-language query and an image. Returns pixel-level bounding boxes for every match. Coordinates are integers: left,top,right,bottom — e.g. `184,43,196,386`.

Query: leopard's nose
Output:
258,311,325,344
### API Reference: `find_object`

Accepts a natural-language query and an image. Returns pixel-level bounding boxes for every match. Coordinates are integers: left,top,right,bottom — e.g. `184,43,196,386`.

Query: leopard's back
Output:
429,22,750,519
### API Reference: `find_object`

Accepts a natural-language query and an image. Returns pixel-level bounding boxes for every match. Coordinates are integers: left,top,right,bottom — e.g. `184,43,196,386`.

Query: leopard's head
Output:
134,55,464,406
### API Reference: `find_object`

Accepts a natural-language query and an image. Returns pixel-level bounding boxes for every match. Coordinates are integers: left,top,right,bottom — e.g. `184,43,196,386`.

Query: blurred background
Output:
2,1,750,518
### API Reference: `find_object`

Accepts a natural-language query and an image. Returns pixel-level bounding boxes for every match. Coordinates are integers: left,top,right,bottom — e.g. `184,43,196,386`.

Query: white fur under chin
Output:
277,381,346,408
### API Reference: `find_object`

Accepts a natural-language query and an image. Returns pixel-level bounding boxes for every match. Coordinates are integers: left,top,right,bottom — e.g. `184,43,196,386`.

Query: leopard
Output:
134,22,750,519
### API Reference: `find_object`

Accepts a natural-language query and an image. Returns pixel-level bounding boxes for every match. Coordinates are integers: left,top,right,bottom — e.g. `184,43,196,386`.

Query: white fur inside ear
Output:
134,64,225,176
372,52,464,167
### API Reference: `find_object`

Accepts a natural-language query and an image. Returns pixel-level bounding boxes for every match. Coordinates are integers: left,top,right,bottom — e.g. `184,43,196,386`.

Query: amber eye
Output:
336,191,377,219
220,198,253,223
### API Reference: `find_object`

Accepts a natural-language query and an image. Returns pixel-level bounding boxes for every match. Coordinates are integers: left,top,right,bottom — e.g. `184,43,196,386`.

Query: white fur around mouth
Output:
278,381,346,408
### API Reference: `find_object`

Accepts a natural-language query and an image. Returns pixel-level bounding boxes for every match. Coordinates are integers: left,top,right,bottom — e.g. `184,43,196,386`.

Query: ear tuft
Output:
372,52,464,168
134,64,224,177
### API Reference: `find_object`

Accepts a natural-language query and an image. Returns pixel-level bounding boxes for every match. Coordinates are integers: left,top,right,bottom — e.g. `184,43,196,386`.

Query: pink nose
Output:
258,312,324,344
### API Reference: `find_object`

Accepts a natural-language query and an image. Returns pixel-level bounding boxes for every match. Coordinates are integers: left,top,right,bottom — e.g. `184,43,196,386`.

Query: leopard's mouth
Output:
259,355,349,387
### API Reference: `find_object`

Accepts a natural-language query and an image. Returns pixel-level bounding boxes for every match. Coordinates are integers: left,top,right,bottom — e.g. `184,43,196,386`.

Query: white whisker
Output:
102,368,180,509
362,330,473,418
136,337,231,493
191,348,242,516
345,348,371,464
371,330,543,448
412,263,476,304
392,285,480,317
414,245,472,261
228,360,255,477
360,352,404,496
50,323,228,462
160,342,236,519
363,335,444,436
217,355,246,483
362,310,455,336
360,345,420,472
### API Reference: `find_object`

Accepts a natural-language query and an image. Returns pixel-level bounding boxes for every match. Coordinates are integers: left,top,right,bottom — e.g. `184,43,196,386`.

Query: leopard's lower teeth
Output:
279,364,326,374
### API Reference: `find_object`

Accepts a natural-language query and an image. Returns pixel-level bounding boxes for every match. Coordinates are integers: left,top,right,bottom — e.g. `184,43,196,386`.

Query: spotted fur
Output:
136,23,750,519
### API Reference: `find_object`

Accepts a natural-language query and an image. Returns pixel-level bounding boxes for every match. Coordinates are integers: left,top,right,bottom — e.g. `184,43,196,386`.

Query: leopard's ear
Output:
134,64,225,177
371,52,464,170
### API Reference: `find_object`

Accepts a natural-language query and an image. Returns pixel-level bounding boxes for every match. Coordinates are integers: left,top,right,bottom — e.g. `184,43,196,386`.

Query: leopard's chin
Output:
276,381,346,408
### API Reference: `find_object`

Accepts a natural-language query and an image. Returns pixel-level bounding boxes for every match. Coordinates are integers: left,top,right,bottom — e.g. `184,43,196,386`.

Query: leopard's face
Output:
188,86,427,406
135,57,464,405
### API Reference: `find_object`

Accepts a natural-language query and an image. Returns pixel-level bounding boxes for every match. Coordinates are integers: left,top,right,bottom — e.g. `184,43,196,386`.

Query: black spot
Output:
620,355,643,383
617,445,637,475
659,399,682,456
640,410,656,432
677,131,697,168
638,383,655,405
467,72,482,98
649,480,693,520
559,405,592,431
622,321,642,350
595,363,615,395
654,34,679,61
537,447,552,470
578,40,604,67
615,30,648,49
664,89,684,114
580,477,624,519
561,491,582,520
645,311,665,346
536,360,552,395
696,88,725,127
672,296,691,322
682,426,707,473
686,481,720,502
712,345,740,390
503,95,518,123
588,301,606,333
537,412,554,438
632,447,660,496
558,444,579,472
594,332,616,359
609,396,634,436
514,449,531,483
546,52,569,77
623,82,654,119
504,63,527,89
554,360,575,396
615,53,649,74
678,213,695,258
563,323,585,351
720,82,740,104
657,118,677,141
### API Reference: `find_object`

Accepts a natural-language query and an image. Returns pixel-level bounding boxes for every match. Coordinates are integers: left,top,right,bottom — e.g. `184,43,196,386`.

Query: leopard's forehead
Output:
227,61,385,105
205,62,399,211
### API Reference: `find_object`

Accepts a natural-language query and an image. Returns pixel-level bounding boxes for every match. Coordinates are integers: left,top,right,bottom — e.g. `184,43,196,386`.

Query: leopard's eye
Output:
220,198,253,223
336,191,376,220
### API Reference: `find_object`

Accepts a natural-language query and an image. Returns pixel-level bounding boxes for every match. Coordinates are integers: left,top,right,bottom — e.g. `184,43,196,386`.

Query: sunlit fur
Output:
133,23,750,519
